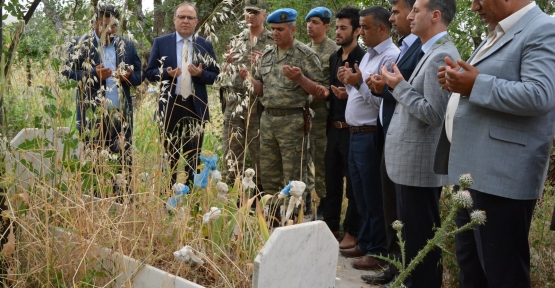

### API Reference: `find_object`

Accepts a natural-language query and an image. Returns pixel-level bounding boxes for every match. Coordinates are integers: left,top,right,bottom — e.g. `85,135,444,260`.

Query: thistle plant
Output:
380,174,487,288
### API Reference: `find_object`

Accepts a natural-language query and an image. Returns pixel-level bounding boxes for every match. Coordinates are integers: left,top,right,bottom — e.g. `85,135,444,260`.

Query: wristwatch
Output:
354,80,363,90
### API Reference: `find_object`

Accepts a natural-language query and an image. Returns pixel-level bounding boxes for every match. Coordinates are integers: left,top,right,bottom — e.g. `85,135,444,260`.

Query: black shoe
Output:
361,271,395,285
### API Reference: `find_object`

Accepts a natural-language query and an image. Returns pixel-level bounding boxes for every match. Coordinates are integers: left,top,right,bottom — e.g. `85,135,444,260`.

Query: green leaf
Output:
44,104,57,118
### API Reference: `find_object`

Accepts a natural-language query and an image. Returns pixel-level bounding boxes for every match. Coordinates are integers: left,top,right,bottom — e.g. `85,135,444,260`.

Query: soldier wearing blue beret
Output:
305,6,332,22
266,8,297,23
304,6,339,221
239,7,329,225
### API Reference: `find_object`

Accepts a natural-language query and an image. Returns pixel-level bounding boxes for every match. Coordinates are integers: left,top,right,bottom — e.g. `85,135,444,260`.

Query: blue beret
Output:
267,8,297,23
305,7,332,22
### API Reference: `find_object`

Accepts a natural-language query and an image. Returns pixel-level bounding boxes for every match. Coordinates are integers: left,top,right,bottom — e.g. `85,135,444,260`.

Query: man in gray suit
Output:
435,0,555,287
381,0,459,287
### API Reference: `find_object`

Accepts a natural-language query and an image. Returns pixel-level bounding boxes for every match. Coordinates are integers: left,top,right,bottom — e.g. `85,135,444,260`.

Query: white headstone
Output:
5,127,81,190
253,221,339,288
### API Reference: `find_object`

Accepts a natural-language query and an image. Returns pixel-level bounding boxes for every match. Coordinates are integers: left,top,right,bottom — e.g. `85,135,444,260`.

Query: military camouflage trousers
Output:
222,93,262,188
307,106,328,199
260,111,309,202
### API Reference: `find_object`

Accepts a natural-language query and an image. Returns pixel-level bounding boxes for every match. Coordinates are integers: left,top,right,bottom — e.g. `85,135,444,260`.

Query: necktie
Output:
179,39,192,97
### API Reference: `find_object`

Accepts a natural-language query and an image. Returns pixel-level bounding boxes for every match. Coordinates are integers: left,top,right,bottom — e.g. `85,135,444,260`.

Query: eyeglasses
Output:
175,15,197,21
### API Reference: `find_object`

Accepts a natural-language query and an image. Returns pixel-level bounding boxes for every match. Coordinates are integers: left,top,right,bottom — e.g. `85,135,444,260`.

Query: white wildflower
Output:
173,246,204,264
453,190,473,209
470,210,487,225
459,173,474,189
392,220,404,231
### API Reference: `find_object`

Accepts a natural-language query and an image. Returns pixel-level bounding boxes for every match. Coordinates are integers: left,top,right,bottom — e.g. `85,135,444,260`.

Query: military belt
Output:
265,107,304,116
349,125,377,134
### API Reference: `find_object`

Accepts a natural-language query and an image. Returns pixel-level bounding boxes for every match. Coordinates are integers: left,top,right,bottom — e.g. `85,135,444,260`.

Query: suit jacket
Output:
63,32,143,132
145,33,219,122
434,6,555,200
385,35,459,187
376,38,422,151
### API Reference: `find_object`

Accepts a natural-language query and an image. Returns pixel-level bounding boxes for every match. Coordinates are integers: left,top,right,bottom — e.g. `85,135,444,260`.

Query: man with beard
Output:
337,6,399,271
303,7,338,220
323,5,363,249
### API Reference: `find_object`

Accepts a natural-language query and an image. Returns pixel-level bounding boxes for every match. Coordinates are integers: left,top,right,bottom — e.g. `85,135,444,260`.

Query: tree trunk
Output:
26,57,32,87
153,0,164,38
42,0,63,34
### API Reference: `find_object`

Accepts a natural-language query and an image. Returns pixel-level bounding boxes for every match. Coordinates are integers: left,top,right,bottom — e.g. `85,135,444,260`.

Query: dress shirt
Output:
175,32,194,96
398,34,418,61
445,2,536,142
94,32,118,108
379,34,418,124
345,37,399,126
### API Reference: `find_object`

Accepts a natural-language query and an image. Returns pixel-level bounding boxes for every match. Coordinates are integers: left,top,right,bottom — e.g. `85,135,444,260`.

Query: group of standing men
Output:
64,0,555,288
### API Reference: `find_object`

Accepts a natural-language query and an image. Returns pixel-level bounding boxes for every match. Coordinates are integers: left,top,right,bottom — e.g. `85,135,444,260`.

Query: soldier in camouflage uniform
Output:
240,8,326,215
218,0,273,190
304,7,339,219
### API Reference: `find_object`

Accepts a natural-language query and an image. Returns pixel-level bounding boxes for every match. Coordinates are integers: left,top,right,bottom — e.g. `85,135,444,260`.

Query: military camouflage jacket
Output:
220,29,273,91
255,39,324,109
307,37,339,85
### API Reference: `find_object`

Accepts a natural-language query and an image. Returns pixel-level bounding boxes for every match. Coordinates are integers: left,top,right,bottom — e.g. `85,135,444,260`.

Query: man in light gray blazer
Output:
435,0,555,287
381,0,459,287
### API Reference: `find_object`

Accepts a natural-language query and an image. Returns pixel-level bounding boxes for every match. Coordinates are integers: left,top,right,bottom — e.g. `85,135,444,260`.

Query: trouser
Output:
159,95,203,187
381,152,400,275
307,106,328,203
396,184,442,288
221,89,262,190
323,125,359,236
259,111,308,204
456,187,536,288
82,107,133,196
348,131,386,255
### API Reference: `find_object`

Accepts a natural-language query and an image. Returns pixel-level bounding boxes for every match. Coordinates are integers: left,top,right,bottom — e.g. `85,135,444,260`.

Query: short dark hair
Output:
335,6,361,31
388,0,416,10
95,4,120,20
359,6,392,32
427,0,456,25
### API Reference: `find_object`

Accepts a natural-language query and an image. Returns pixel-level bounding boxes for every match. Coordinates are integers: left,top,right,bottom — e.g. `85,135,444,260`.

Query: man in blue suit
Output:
146,2,219,187
63,4,143,196
364,0,421,285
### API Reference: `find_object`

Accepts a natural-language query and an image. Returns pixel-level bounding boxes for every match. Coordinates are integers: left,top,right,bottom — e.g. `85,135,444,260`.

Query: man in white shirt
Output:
337,6,399,271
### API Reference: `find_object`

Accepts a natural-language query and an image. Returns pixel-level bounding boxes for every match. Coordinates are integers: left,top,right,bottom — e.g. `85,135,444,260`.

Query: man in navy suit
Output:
363,0,421,285
63,4,142,196
146,2,219,187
